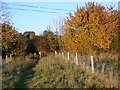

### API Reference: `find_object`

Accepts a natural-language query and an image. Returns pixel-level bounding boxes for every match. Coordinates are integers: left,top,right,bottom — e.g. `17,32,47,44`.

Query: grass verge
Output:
26,55,117,88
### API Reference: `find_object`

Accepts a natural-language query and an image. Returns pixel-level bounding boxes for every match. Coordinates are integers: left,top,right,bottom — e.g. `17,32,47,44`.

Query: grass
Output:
26,55,117,88
2,56,38,88
2,54,118,88
58,52,119,84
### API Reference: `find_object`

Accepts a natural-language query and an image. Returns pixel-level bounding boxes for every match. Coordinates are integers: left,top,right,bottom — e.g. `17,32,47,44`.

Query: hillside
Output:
26,55,113,88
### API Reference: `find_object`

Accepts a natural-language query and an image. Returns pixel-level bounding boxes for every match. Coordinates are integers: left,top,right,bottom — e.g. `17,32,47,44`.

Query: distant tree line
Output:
1,23,62,58
1,22,38,58
32,28,60,54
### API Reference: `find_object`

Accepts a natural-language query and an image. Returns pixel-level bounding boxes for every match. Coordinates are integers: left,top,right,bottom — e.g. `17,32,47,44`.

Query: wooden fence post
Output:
91,56,94,73
5,55,8,63
34,53,36,56
39,52,41,59
34,53,36,59
10,54,12,62
67,52,70,61
62,52,64,59
10,54,12,58
76,53,78,65
83,62,85,66
55,51,57,57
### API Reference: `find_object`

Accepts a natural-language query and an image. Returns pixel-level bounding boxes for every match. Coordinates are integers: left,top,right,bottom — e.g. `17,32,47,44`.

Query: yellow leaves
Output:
62,2,118,54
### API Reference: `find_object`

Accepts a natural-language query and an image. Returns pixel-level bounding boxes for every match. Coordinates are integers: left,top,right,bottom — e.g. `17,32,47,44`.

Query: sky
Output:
3,1,119,35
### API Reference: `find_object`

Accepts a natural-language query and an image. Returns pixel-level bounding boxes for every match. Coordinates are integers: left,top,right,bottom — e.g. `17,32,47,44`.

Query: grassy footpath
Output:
26,55,117,88
2,58,38,88
2,55,118,88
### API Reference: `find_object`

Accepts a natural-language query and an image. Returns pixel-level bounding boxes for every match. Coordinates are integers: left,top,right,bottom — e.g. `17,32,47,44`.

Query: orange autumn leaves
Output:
62,2,119,54
2,23,27,56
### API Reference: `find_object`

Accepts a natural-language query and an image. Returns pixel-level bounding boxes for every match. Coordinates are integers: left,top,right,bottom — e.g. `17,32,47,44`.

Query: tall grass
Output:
58,52,120,87
2,53,118,88
27,55,118,88
2,55,37,88
57,52,119,82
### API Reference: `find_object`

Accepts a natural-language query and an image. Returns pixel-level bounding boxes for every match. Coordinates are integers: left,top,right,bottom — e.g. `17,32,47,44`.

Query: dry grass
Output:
57,52,119,83
26,55,118,88
2,53,118,88
2,55,37,88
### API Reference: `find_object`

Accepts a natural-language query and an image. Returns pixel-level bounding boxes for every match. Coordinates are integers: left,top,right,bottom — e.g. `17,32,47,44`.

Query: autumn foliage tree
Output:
2,22,27,58
62,2,119,54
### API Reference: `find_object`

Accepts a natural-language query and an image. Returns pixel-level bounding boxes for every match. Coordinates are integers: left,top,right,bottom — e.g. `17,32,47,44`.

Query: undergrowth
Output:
26,55,118,88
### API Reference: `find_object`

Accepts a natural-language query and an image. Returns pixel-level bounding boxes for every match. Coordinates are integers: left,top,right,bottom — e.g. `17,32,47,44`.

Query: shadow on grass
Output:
14,60,38,88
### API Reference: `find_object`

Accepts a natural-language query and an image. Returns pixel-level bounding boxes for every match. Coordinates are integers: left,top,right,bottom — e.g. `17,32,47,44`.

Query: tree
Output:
52,17,65,35
33,27,60,54
0,0,10,55
52,17,66,52
32,36,45,53
26,39,37,55
2,22,27,58
62,2,119,54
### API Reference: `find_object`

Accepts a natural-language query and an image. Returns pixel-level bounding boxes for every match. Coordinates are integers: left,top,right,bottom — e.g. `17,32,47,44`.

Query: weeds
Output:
27,55,117,88
2,56,37,88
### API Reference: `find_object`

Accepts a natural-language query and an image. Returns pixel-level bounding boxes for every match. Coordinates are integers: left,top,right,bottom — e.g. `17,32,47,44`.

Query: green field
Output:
2,54,118,88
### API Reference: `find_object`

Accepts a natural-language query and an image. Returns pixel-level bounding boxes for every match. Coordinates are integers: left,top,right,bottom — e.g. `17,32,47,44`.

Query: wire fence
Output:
3,51,119,88
3,52,119,81
55,51,119,81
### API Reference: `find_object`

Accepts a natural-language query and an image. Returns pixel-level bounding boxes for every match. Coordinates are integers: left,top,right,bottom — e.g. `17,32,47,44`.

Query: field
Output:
2,55,38,88
1,1,119,89
2,54,119,88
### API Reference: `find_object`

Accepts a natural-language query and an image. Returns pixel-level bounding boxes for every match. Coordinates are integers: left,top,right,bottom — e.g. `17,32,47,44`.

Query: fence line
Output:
54,51,118,81
3,51,118,88
4,52,42,64
4,51,118,80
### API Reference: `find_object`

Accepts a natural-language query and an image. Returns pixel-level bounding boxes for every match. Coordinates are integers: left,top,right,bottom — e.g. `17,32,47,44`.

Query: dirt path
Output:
14,59,39,88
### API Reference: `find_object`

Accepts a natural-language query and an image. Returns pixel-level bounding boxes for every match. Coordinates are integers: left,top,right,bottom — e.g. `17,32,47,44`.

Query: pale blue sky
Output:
5,2,118,35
